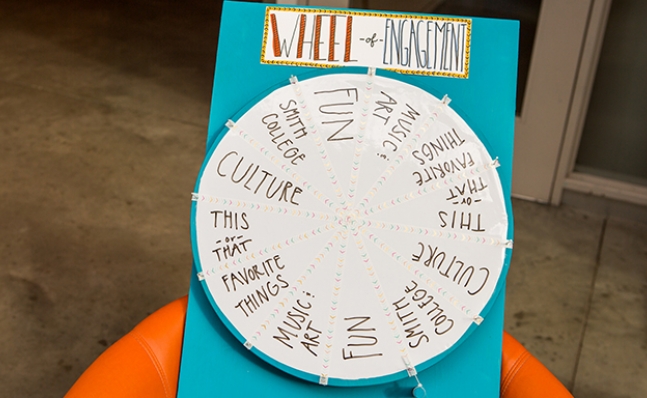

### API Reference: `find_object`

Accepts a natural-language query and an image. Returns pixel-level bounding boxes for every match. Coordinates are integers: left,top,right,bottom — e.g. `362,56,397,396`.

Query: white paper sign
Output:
192,74,509,385
261,7,471,78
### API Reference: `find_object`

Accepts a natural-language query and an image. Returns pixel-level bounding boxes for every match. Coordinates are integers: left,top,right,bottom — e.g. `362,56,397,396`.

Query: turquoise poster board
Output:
178,1,517,396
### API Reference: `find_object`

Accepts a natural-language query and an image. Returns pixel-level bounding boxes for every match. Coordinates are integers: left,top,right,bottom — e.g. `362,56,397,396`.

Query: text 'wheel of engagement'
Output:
191,72,512,386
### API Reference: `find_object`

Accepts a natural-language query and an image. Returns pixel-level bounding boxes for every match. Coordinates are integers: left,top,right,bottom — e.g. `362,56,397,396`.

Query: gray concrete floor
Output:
1,1,645,397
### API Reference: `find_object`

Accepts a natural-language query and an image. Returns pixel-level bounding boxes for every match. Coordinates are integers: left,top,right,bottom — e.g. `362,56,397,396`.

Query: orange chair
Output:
65,297,573,398
66,297,187,398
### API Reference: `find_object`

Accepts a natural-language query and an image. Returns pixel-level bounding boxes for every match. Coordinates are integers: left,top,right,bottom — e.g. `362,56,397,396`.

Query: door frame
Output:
551,0,647,206
512,0,597,203
517,0,647,206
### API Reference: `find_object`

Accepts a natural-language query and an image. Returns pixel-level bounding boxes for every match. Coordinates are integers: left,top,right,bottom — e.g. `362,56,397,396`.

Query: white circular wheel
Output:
191,73,511,386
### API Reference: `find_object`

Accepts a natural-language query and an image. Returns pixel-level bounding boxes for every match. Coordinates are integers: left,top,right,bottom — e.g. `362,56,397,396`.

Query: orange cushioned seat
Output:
65,296,573,398
65,297,187,398
500,331,572,397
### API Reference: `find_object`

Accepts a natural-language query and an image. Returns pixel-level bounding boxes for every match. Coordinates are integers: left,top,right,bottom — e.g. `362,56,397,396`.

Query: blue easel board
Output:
178,2,518,396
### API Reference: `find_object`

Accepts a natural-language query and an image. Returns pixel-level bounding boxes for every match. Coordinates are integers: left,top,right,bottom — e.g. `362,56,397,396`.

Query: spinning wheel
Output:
191,72,512,386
